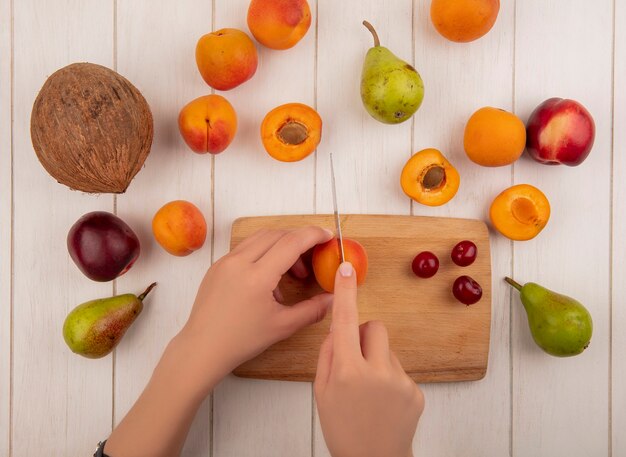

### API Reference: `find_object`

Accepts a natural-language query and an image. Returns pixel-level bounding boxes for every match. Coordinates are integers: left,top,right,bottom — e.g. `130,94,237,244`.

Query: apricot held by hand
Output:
490,184,550,241
196,28,258,91
152,201,207,256
312,238,368,293
179,95,237,154
526,98,595,166
68,211,140,282
248,0,312,50
361,21,424,124
31,63,153,193
401,148,460,206
261,103,322,162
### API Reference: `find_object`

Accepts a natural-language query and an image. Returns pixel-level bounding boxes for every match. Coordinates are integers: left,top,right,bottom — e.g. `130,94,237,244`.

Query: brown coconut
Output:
30,63,153,193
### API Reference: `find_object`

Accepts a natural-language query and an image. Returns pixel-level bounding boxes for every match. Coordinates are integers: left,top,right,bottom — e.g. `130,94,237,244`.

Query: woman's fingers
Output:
276,293,333,338
234,229,288,262
258,226,333,274
359,320,391,366
331,262,362,361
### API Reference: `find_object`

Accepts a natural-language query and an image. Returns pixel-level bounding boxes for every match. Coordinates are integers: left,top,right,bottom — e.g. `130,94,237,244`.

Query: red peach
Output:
526,98,595,166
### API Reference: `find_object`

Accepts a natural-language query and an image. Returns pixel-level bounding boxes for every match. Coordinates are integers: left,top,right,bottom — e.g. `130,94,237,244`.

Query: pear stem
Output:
504,277,523,291
138,282,157,301
362,21,380,47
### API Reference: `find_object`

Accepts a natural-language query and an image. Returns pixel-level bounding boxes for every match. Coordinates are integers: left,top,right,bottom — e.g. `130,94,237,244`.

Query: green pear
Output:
360,20,424,124
63,283,156,358
506,278,592,357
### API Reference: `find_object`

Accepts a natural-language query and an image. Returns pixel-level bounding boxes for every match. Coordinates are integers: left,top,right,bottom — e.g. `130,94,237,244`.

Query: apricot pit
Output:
261,103,322,162
401,149,460,206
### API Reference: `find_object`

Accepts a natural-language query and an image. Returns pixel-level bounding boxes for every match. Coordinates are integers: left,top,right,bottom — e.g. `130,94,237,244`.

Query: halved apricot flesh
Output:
489,184,550,241
261,103,322,162
400,148,460,206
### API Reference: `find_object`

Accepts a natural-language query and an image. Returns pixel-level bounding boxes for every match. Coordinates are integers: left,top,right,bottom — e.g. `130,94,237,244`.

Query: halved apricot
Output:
400,148,460,206
489,184,550,241
261,103,322,162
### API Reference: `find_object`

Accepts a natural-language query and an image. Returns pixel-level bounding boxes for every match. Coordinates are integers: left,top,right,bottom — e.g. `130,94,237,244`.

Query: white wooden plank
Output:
114,1,213,456
313,0,413,455
0,0,13,453
11,1,114,454
211,0,317,454
408,0,514,455
612,0,625,455
513,1,612,455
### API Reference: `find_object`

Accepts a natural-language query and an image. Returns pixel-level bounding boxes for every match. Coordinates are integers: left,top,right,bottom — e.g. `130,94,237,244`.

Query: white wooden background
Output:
0,0,623,456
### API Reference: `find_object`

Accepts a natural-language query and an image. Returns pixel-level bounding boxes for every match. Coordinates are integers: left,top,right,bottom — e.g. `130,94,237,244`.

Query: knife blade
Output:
329,153,346,264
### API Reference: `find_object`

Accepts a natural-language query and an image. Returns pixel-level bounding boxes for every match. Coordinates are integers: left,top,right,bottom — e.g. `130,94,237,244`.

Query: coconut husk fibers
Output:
31,63,153,193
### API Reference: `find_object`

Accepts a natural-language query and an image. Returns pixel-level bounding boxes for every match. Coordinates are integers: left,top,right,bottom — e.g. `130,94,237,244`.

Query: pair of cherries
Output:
411,240,482,306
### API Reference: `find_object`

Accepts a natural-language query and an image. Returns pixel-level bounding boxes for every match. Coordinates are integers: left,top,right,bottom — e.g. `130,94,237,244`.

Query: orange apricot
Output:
247,0,311,50
464,107,526,167
312,237,368,293
430,0,500,43
178,95,237,154
152,200,207,256
196,28,258,91
261,103,322,162
400,148,460,206
489,184,550,241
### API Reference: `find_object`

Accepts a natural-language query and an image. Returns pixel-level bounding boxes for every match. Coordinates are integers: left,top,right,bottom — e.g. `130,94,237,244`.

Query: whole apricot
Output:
261,103,322,162
178,95,237,154
490,184,550,241
400,148,460,206
247,0,311,50
464,107,526,167
152,200,207,256
431,0,499,43
196,28,258,91
312,238,368,293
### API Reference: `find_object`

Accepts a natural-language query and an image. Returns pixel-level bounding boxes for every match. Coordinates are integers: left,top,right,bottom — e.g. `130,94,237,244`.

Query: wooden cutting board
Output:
230,214,491,383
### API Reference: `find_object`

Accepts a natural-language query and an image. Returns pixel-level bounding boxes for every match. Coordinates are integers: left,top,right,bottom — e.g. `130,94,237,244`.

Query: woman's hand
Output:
181,225,335,389
315,262,425,457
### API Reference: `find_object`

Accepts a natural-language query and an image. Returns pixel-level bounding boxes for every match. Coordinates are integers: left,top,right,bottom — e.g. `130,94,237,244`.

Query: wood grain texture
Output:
513,1,612,455
0,0,12,453
11,1,114,455
231,214,491,382
211,0,317,455
115,1,213,455
409,0,515,455
313,0,414,454
613,0,625,454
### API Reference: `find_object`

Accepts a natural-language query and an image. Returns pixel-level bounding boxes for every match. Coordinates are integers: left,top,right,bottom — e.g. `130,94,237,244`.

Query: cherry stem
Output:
362,21,380,47
138,282,157,301
504,277,522,291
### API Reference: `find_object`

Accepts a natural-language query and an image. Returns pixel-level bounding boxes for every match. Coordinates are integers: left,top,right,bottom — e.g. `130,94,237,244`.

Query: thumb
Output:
276,293,333,338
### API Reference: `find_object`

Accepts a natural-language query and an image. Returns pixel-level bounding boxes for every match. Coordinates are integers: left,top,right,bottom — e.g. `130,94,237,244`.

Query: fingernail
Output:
323,228,334,237
339,262,353,277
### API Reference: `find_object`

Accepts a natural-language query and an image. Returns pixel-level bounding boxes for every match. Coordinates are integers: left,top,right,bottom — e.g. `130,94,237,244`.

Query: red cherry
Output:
451,240,477,267
453,276,482,305
412,251,439,278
